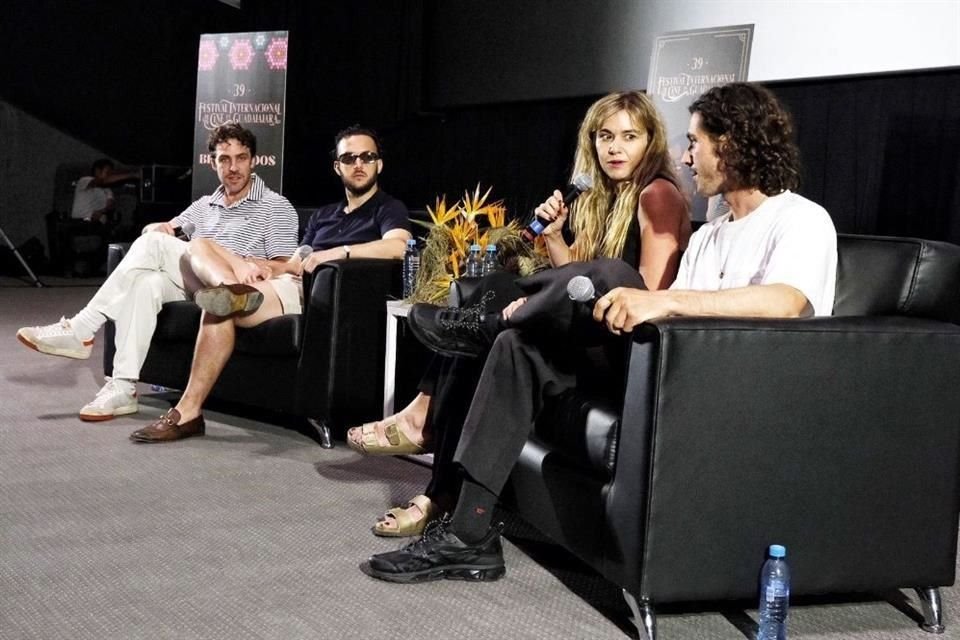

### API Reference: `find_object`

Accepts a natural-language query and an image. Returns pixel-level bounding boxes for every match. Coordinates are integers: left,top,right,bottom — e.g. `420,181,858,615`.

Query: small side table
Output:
383,300,412,417
382,299,435,467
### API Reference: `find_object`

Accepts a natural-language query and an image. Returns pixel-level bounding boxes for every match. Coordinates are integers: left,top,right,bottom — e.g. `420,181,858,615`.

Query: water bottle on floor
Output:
465,244,483,278
402,238,420,298
481,244,498,276
757,544,790,640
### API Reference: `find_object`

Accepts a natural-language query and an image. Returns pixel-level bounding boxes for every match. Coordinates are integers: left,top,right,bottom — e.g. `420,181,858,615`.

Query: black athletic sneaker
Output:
361,516,505,583
407,292,502,358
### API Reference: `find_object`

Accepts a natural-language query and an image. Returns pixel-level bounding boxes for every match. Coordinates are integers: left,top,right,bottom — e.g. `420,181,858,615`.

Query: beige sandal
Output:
372,494,436,537
346,420,426,456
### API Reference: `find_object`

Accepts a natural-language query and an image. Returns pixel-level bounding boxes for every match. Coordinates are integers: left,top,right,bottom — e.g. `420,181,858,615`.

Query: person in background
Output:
70,158,139,224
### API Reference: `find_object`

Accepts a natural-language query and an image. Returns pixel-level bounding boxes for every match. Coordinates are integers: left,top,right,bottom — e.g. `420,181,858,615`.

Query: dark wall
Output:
2,1,959,243
0,0,244,164
239,0,424,206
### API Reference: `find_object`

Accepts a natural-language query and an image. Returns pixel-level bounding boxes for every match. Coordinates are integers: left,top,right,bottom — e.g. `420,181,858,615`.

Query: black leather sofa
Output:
459,234,960,639
103,243,402,446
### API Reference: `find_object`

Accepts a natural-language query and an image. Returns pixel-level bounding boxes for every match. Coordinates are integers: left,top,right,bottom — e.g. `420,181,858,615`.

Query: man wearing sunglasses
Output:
124,124,413,443
294,124,411,273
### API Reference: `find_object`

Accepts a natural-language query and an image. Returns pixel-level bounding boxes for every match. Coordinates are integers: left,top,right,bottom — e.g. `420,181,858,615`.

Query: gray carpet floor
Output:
2,280,959,639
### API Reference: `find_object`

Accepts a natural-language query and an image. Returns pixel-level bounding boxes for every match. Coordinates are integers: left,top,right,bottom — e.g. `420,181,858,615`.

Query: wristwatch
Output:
342,245,351,259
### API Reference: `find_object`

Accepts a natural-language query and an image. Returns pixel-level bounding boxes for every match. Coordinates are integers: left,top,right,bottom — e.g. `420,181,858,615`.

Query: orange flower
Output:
461,183,495,223
427,195,460,227
448,252,460,279
450,217,472,257
486,204,507,228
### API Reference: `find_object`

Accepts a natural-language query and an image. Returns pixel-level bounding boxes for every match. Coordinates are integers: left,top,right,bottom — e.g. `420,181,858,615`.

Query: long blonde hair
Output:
569,91,676,261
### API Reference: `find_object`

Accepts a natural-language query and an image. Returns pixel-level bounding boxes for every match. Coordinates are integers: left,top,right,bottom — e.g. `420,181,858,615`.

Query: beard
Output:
342,170,378,197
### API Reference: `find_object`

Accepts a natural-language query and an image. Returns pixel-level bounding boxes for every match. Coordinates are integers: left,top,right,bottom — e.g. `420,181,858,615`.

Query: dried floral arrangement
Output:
408,185,550,304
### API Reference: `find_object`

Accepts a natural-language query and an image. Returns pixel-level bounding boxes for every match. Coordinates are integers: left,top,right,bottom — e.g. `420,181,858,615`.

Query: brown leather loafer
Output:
130,408,205,443
193,283,264,318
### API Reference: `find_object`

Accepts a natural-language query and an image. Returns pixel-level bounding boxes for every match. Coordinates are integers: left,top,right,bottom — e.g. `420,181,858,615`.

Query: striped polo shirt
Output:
171,174,298,259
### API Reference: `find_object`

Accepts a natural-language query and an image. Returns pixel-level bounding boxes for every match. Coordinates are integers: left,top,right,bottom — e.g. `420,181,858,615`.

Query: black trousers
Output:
415,269,525,508
425,258,645,501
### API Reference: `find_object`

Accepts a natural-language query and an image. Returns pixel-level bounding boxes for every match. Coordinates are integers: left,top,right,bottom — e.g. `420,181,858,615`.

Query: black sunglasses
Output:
336,151,380,165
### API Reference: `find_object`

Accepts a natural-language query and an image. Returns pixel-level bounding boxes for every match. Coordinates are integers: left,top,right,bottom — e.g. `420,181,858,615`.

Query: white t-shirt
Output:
671,190,838,316
70,176,113,220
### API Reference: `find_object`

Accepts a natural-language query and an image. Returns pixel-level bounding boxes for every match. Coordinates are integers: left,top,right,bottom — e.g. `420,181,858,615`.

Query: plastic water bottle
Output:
465,243,483,278
402,238,420,298
481,244,498,276
757,544,790,640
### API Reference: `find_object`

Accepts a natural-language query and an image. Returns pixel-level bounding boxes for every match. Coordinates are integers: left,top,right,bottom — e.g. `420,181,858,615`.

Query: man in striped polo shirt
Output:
17,123,299,422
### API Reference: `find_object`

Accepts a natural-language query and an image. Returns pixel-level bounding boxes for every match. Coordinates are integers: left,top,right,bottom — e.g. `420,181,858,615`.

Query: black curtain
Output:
774,69,960,241
348,68,960,242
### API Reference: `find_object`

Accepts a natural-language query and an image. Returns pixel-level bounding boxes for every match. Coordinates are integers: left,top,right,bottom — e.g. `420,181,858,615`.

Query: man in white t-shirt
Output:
360,82,838,587
70,159,139,223
591,83,836,330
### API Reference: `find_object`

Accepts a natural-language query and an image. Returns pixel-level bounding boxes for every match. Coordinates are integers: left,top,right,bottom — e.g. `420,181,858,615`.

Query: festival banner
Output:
648,25,753,220
191,31,289,199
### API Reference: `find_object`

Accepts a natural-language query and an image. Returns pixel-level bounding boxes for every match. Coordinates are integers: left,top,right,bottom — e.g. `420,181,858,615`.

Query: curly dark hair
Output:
207,122,257,157
689,83,800,195
332,124,382,158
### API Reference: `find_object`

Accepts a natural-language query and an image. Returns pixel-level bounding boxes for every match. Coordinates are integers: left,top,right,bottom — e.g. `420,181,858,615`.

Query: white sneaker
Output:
17,318,93,360
80,378,138,422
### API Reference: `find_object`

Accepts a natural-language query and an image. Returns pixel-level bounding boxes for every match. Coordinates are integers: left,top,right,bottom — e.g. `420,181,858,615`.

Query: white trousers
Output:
87,233,193,381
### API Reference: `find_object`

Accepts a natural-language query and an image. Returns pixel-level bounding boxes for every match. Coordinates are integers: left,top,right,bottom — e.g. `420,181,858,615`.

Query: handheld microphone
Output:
292,245,314,262
522,173,593,242
175,222,196,240
566,275,605,306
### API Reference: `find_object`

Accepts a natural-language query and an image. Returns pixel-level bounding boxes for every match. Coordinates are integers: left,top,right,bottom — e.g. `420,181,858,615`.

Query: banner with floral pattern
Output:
191,31,289,199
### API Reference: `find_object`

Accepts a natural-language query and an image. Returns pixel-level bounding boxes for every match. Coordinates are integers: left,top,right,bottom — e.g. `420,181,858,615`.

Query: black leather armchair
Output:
103,243,402,446
465,235,960,639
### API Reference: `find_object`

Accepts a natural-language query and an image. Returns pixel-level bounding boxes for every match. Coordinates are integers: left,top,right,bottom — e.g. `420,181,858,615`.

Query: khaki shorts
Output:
269,274,303,315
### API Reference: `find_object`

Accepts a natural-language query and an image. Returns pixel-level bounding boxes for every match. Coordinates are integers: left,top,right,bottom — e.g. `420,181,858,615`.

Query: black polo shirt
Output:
302,189,410,250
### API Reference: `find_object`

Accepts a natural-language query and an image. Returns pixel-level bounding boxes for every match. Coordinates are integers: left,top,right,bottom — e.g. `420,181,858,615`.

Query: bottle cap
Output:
769,544,786,558
470,243,481,251
486,244,496,251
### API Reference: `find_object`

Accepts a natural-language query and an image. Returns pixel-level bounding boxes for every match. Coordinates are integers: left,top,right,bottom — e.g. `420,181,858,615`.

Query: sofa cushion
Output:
152,301,201,340
152,301,303,357
534,390,618,479
236,313,303,356
835,234,960,323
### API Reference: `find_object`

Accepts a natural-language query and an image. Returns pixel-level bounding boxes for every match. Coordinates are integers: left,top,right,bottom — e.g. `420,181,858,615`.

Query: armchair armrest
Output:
295,258,403,429
611,315,960,601
447,277,483,307
107,242,131,274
